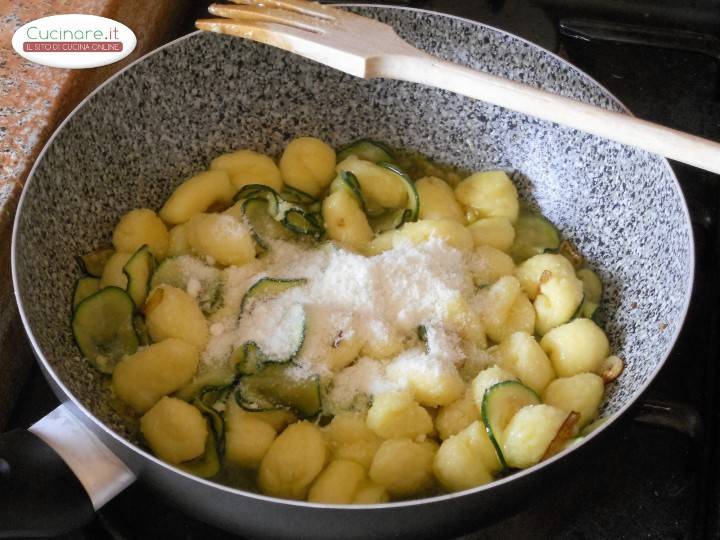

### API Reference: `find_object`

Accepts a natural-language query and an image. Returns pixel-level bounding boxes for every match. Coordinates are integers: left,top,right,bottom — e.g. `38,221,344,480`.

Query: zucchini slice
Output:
378,162,420,221
242,197,294,249
123,245,156,307
236,184,324,239
150,256,222,315
369,208,411,234
416,325,429,353
72,287,138,374
509,212,561,263
337,138,394,164
367,162,420,233
175,368,237,402
76,247,114,277
133,315,151,346
178,399,223,478
239,277,307,314
232,341,273,376
481,380,541,471
235,364,321,418
281,186,317,204
577,268,602,319
233,305,307,374
282,209,323,238
72,277,100,310
333,170,366,211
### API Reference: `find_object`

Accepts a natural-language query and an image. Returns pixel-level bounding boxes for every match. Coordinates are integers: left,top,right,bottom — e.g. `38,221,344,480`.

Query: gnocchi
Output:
543,373,605,427
501,404,568,468
145,285,209,350
159,170,235,225
467,217,515,252
280,137,336,196
416,176,464,223
71,136,621,504
99,252,132,289
258,421,327,500
323,188,374,249
433,420,499,491
324,412,382,469
366,391,433,439
224,398,277,468
112,338,199,412
185,213,256,267
112,209,169,260
140,396,207,464
434,391,480,440
369,438,437,497
540,319,610,377
211,149,283,192
308,460,366,504
336,155,407,208
454,171,519,223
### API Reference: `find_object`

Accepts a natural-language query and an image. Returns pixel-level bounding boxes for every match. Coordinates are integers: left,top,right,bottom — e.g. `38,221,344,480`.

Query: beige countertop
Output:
0,0,190,428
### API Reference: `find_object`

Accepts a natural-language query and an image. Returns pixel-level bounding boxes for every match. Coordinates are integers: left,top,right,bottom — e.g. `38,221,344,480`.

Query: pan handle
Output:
0,404,136,538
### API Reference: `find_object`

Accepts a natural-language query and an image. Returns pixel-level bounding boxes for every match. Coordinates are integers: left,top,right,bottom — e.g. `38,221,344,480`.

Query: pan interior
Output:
14,7,692,453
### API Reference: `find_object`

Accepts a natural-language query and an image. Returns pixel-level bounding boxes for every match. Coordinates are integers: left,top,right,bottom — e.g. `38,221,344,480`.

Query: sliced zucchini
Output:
416,325,428,343
76,247,114,277
150,256,222,315
232,341,272,375
236,184,279,208
481,380,541,471
242,198,294,250
175,368,237,402
395,150,469,184
377,162,419,222
236,184,324,239
332,170,366,211
416,325,429,353
72,287,138,374
577,268,602,319
239,277,307,314
72,277,100,310
369,208,411,234
233,305,307,374
365,162,419,233
178,400,223,478
133,315,151,346
337,138,394,164
283,209,324,238
281,186,317,204
123,245,156,307
235,363,321,418
509,212,561,263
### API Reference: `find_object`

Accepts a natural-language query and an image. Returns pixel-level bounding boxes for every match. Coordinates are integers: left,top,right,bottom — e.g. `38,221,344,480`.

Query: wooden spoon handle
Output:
371,53,720,174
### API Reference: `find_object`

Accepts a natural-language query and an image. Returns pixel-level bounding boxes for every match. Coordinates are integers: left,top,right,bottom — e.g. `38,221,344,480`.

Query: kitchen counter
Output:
0,0,190,429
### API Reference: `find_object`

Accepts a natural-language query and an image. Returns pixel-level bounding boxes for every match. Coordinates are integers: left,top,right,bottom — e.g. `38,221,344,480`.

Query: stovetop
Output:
8,1,720,538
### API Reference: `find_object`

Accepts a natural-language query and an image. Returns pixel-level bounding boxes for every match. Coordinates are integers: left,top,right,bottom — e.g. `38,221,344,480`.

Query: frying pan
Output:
2,5,694,539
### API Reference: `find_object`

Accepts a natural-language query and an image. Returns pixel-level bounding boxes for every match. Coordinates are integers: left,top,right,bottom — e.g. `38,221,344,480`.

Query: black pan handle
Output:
0,404,136,538
0,428,95,538
633,399,703,441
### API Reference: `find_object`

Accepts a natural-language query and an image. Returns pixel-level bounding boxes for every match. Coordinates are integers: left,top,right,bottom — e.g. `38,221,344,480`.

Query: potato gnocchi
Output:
71,136,622,504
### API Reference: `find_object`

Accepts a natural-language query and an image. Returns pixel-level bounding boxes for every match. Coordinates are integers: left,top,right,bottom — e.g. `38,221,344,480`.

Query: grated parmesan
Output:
193,236,477,412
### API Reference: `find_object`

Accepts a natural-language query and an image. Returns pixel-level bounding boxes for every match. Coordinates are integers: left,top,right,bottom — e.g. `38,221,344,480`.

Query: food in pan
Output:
70,136,622,503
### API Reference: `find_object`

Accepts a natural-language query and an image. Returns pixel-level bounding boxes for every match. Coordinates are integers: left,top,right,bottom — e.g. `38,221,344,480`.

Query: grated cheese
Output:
194,236,476,411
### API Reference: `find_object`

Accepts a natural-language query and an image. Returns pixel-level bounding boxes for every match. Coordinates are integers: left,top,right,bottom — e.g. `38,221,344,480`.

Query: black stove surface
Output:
8,1,720,538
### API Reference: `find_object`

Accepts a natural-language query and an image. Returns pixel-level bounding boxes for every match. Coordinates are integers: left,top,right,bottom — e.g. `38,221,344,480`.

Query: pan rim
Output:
10,3,696,511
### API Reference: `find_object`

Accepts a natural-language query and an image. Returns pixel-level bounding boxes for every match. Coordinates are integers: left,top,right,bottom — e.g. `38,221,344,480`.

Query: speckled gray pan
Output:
12,5,694,538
